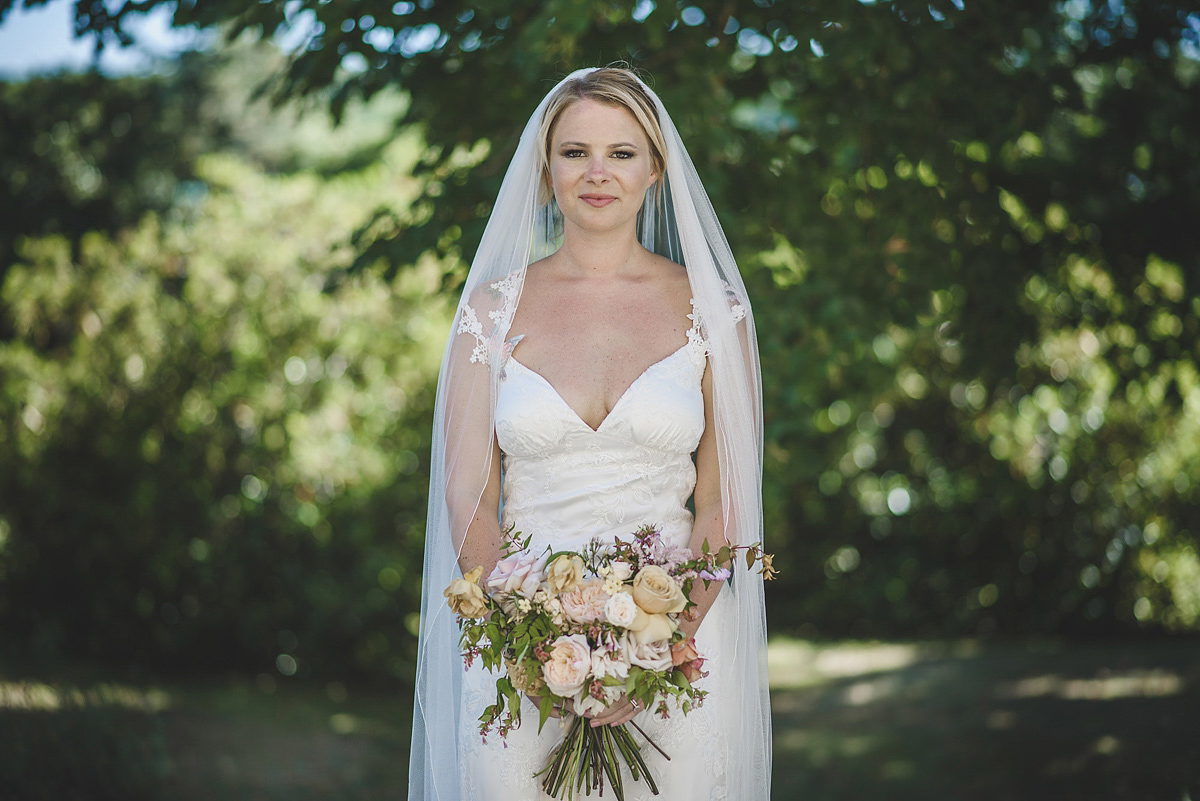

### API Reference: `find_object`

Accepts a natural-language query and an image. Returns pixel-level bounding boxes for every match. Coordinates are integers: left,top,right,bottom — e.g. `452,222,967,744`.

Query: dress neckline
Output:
506,344,691,433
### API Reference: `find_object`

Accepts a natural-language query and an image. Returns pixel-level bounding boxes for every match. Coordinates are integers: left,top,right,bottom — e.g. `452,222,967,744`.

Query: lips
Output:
580,194,617,207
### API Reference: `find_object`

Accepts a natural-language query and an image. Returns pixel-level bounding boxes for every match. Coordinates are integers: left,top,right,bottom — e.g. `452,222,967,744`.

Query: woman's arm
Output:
679,361,726,640
452,433,505,578
443,287,508,579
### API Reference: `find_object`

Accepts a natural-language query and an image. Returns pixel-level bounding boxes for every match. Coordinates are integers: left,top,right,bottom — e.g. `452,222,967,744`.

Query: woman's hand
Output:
588,693,643,728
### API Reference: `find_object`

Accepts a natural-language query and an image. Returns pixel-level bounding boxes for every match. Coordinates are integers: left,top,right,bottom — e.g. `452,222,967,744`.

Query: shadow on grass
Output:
0,683,171,801
0,669,411,801
769,638,1200,801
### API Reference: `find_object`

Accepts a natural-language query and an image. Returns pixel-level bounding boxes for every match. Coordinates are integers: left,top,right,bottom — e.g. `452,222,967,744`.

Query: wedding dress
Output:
455,291,737,801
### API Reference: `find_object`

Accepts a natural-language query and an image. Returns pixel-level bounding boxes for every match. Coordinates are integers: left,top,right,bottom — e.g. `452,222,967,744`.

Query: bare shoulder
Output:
643,252,692,316
518,255,563,297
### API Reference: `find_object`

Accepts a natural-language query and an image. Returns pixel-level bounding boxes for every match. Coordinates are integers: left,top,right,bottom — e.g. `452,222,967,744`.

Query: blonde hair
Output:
536,68,668,205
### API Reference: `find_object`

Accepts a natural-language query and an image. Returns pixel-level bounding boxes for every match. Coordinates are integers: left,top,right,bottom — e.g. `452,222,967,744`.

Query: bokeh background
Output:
1,0,1198,798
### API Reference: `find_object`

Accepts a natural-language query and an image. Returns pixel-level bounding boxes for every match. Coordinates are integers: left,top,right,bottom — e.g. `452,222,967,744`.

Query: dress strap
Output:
685,298,711,367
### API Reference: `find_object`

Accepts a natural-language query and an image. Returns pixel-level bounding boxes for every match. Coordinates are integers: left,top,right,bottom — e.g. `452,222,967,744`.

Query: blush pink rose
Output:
560,579,612,624
541,634,592,697
487,551,547,598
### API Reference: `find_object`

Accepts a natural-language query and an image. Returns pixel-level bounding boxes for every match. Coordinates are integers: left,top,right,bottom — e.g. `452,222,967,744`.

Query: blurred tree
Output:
2,0,1198,648
0,147,445,677
0,44,443,677
0,55,224,290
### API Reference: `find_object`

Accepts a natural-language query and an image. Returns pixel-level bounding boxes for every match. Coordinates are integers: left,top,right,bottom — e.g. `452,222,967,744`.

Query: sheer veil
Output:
409,68,770,800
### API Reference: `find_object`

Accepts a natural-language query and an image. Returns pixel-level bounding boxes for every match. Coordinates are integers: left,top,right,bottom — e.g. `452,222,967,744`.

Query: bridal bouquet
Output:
444,524,776,800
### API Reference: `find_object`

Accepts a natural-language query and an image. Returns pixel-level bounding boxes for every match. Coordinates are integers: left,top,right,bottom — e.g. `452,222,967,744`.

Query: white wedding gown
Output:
457,307,737,801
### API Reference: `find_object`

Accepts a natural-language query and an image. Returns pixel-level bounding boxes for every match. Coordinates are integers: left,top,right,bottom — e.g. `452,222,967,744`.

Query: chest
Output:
508,295,691,419
496,343,705,453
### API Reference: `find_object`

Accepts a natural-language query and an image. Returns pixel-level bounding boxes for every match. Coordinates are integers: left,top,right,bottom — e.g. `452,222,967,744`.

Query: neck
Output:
555,221,645,278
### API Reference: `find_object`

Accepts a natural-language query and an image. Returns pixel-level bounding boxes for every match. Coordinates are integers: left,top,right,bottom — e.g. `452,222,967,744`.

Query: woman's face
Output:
548,98,658,237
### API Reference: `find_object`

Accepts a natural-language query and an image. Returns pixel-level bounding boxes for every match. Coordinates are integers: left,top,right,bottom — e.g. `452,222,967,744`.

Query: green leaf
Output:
538,693,555,733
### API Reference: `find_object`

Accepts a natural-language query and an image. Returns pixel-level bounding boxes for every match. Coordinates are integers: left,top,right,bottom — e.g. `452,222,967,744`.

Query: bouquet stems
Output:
535,715,665,800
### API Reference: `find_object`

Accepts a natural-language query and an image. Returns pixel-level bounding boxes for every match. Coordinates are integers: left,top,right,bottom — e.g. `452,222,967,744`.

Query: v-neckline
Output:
507,344,690,433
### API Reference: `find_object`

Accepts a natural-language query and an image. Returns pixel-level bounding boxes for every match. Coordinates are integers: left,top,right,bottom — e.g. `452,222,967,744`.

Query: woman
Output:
409,68,770,801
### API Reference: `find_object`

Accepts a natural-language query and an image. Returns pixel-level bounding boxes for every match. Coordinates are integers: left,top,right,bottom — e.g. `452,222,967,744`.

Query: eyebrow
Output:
558,141,641,149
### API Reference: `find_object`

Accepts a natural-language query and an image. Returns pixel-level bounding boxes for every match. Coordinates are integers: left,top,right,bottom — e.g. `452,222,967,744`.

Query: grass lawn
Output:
769,638,1200,800
2,638,1197,800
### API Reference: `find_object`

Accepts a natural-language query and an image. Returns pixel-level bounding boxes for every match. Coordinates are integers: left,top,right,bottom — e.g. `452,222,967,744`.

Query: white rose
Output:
610,561,634,581
604,591,639,628
573,689,607,719
541,634,592,697
591,647,630,682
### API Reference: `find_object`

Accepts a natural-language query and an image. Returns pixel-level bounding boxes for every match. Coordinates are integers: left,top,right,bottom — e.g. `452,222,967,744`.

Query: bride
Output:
409,67,770,801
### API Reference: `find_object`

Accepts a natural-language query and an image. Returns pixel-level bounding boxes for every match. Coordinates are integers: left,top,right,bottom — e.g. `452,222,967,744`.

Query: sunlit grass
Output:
999,670,1184,700
0,680,171,712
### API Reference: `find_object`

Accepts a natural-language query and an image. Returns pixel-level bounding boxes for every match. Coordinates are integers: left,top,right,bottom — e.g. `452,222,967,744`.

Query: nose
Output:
585,155,609,182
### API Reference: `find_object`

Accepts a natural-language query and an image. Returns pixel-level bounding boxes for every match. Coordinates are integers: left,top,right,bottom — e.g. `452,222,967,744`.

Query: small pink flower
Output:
672,637,708,683
670,637,700,667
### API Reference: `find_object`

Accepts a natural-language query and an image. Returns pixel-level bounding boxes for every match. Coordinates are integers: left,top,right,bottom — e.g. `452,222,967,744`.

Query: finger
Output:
601,705,638,727
590,700,640,727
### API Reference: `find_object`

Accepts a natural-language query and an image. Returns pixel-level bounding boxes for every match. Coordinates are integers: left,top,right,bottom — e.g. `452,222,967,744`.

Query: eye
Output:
560,149,586,158
611,150,635,160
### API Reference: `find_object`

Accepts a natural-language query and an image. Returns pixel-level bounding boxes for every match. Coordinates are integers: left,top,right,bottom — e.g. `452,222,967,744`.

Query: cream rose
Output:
604,591,639,628
631,565,687,614
541,634,592,697
444,567,489,618
488,551,547,598
545,554,585,594
610,560,634,582
560,579,612,624
627,635,673,672
628,609,677,645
